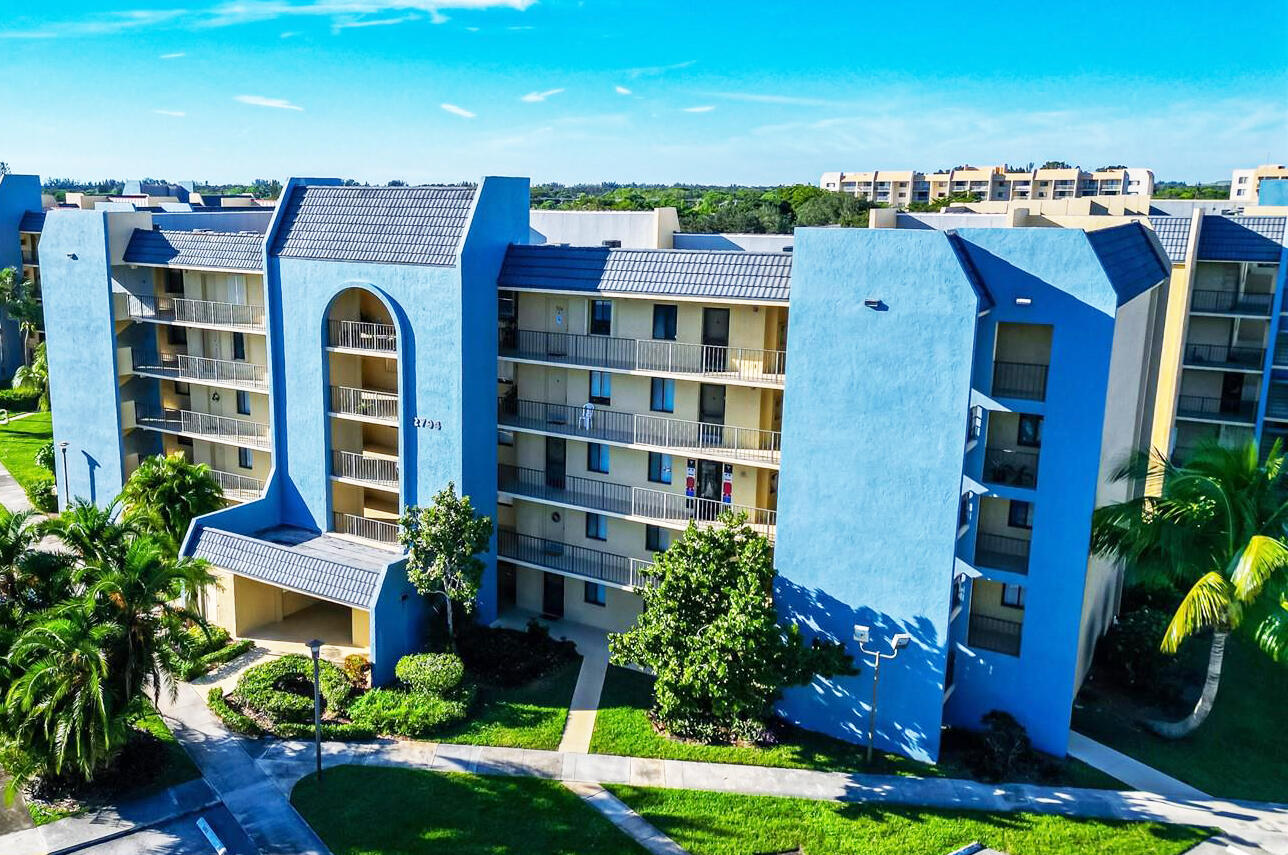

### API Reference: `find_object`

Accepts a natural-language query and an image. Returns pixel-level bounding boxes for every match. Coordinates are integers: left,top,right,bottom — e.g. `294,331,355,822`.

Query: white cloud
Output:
614,85,631,95
521,88,564,103
159,51,185,59
333,13,420,30
710,91,841,108
682,105,714,113
153,109,186,117
234,94,304,111
625,59,695,79
440,103,476,118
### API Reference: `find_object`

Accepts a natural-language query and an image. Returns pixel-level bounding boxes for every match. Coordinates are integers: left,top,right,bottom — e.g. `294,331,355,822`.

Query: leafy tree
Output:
120,452,223,556
399,482,494,651
610,513,854,740
1040,160,1072,170
11,342,48,410
905,192,983,213
0,267,43,370
1091,439,1288,737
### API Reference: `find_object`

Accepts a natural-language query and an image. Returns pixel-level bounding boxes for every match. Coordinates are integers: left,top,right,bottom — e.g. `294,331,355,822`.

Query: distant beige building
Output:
820,165,1154,206
1231,165,1288,203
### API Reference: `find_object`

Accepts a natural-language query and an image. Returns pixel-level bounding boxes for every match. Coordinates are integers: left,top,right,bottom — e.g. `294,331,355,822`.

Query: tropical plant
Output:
11,342,48,410
0,508,47,611
120,452,223,556
610,512,854,741
1091,439,1288,737
47,497,137,567
0,267,43,370
399,482,493,651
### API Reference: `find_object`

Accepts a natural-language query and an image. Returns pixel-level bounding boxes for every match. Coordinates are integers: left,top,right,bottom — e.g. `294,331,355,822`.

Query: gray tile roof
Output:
271,185,476,266
18,211,44,233
1085,222,1171,303
190,525,392,609
1197,215,1286,262
1147,216,1191,263
499,245,793,302
123,229,264,272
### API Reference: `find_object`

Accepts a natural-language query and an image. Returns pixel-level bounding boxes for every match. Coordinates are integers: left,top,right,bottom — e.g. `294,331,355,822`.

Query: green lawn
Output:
0,411,52,496
291,765,642,854
609,786,1211,855
591,666,1120,788
1074,633,1288,803
434,658,581,750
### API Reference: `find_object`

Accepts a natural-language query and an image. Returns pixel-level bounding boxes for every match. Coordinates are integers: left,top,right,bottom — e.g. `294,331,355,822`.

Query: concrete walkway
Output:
558,636,610,754
1069,731,1211,801
564,781,689,855
0,456,37,514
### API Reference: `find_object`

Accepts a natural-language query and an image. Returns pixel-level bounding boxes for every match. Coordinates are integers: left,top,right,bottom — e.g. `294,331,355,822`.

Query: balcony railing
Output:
497,397,781,465
991,361,1049,401
1175,395,1257,423
974,532,1031,574
1275,335,1288,366
497,528,644,589
329,319,397,353
497,464,777,531
124,294,265,331
332,512,400,544
982,447,1039,488
1190,290,1273,316
210,468,263,502
1264,384,1288,421
134,405,271,449
969,613,1023,656
330,385,398,422
1183,343,1264,370
332,450,399,488
132,351,268,390
500,329,787,386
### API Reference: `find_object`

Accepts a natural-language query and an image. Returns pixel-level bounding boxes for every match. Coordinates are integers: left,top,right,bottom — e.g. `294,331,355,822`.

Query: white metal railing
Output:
632,412,781,464
210,468,263,501
635,340,786,385
333,512,400,544
629,485,776,531
132,351,267,390
134,406,272,449
332,450,399,488
329,319,397,353
329,385,398,422
124,294,265,330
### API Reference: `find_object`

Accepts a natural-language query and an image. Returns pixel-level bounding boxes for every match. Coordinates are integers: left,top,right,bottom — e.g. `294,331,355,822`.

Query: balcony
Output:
1175,395,1257,424
974,532,1030,574
210,468,263,502
332,450,399,490
497,528,647,589
991,361,1048,401
982,447,1039,489
498,464,776,535
1264,384,1288,422
500,329,786,387
133,405,271,449
332,512,400,545
1190,290,1273,316
21,250,37,266
131,351,268,391
969,613,1022,656
1183,343,1264,371
497,397,781,466
329,319,397,354
124,294,265,331
330,385,398,424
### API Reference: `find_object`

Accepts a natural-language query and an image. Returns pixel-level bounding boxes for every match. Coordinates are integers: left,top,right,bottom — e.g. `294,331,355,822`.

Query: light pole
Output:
57,441,69,507
854,625,911,764
306,638,324,783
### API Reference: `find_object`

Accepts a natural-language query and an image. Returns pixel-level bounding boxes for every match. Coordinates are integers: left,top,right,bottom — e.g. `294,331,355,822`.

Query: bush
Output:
232,654,353,724
34,440,55,474
457,622,577,687
207,687,262,736
343,654,371,688
24,474,56,513
274,721,377,741
348,688,471,738
956,711,1052,783
396,653,465,696
1095,606,1188,702
0,388,41,413
179,639,255,680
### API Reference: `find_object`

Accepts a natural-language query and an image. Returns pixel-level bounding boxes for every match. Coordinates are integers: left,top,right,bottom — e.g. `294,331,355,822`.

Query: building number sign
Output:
413,417,442,430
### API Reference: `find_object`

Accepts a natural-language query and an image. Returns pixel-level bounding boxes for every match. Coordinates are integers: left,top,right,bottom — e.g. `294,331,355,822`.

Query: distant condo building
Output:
820,165,1154,206
1231,165,1288,205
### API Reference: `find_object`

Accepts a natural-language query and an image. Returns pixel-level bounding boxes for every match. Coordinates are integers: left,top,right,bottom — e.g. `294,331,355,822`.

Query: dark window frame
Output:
647,452,672,484
587,442,610,474
652,304,678,340
585,512,608,541
589,300,613,336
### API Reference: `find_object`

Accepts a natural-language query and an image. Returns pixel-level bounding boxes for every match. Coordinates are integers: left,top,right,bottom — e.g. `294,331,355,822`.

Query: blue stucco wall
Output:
774,228,982,763
0,174,42,380
1260,179,1288,207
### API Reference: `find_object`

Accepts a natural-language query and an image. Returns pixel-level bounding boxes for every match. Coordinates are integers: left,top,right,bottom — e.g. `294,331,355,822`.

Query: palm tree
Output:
0,508,46,611
11,342,48,410
46,497,137,568
120,453,223,556
1092,439,1288,737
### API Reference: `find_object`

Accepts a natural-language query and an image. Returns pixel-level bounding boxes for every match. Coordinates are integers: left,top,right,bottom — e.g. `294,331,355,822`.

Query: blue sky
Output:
2,0,1285,185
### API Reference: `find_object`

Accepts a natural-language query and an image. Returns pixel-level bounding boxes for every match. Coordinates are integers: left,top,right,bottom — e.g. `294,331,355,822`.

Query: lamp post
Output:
57,441,69,507
306,638,324,782
854,626,911,764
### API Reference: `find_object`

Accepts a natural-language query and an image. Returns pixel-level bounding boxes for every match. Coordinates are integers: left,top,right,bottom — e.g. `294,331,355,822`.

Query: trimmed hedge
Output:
274,721,377,741
0,388,41,413
348,687,471,738
207,687,262,736
232,654,354,724
395,653,465,696
179,639,254,681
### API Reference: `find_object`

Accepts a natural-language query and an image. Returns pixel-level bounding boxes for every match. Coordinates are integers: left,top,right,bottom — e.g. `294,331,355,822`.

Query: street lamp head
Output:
890,633,911,651
306,639,324,657
854,625,870,644
58,441,69,451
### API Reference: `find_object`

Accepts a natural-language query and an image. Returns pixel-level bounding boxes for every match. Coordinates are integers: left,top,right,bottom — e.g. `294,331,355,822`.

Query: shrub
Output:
180,639,255,680
955,711,1053,783
232,654,353,724
34,440,55,474
175,624,231,658
207,687,262,736
0,388,41,413
395,653,464,696
1095,606,1188,702
25,474,57,513
343,654,371,689
348,688,471,738
274,721,377,741
457,622,577,687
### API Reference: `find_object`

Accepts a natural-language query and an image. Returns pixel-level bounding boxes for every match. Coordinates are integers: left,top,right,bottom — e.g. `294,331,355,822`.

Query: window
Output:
650,378,675,413
652,305,678,340
646,525,669,552
173,381,191,396
589,371,612,405
584,582,606,607
164,269,184,294
167,325,187,346
1017,414,1042,448
232,332,246,361
238,447,254,470
951,573,968,612
590,300,612,335
585,513,608,541
1008,500,1034,529
1001,584,1025,609
587,443,610,474
235,390,251,415
497,429,515,447
966,406,983,442
647,452,672,484
958,492,973,529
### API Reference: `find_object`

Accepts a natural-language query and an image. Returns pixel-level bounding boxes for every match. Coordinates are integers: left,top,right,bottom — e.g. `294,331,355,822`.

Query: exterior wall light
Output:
1015,297,1032,306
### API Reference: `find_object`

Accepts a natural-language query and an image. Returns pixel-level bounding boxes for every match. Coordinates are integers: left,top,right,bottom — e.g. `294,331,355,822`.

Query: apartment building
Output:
820,166,1154,205
1231,165,1288,204
41,177,1172,760
0,174,45,376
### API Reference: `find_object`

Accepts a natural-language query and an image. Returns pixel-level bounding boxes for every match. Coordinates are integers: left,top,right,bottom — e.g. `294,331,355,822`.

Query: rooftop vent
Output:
601,239,622,248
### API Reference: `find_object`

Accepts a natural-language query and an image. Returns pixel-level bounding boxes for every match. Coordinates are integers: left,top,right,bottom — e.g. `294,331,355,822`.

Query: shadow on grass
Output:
433,658,582,750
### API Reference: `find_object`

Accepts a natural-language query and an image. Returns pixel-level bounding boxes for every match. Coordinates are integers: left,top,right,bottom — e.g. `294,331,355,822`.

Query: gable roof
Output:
18,211,44,233
1147,215,1191,263
123,229,264,272
499,245,793,302
271,185,476,266
1197,215,1286,262
1085,222,1171,304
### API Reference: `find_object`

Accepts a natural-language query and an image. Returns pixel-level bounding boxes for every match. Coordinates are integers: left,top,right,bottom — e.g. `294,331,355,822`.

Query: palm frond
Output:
1230,534,1288,602
1162,571,1237,653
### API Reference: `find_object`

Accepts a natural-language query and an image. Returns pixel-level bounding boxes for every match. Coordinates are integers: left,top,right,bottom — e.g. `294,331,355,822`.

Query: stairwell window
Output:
589,371,612,405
